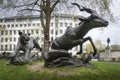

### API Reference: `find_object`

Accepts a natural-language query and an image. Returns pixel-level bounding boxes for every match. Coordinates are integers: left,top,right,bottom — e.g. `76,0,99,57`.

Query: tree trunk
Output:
44,15,51,52
40,0,59,52
43,0,51,52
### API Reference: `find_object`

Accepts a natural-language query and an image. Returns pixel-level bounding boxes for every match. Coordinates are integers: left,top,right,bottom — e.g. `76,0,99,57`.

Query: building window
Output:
14,30,16,34
1,31,4,35
24,24,27,27
27,30,30,33
7,24,10,28
60,30,63,34
37,23,40,26
10,44,12,50
51,29,54,34
5,30,8,35
28,23,31,26
36,30,39,34
11,24,14,27
31,30,34,34
33,23,35,26
5,45,7,50
36,36,40,41
50,23,54,27
65,23,68,27
20,24,22,27
55,23,58,27
55,30,58,35
51,37,53,41
69,23,72,26
5,38,8,42
23,30,25,33
10,38,12,42
1,45,3,51
14,38,16,42
1,37,3,42
14,45,16,50
3,25,6,28
10,30,12,35
15,24,18,27
60,23,63,27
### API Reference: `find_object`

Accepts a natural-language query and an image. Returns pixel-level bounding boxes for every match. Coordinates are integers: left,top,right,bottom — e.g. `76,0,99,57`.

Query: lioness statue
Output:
14,30,42,61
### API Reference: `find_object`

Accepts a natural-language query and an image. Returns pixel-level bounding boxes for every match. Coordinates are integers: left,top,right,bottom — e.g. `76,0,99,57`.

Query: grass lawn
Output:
0,60,120,80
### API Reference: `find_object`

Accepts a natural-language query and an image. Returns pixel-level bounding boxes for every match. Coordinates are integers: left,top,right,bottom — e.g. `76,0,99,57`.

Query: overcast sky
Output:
85,0,120,45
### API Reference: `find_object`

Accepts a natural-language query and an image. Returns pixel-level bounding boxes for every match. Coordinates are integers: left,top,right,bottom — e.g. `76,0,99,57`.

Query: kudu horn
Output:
71,3,97,15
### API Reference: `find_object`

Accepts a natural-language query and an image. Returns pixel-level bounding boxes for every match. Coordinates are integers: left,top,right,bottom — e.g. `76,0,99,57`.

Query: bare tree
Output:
0,0,113,52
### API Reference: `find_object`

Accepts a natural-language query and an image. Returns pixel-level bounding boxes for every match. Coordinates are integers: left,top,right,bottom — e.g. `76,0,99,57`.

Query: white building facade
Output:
0,14,82,55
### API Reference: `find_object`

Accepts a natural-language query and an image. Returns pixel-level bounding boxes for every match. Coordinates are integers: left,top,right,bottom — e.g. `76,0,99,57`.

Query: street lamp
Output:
106,37,111,61
107,37,110,48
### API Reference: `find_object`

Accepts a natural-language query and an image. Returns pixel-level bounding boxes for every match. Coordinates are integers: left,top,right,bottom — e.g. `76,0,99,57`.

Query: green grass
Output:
0,60,120,80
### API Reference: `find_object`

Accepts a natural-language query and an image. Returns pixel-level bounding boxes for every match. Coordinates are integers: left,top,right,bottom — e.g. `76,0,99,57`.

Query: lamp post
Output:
106,37,111,61
107,38,110,48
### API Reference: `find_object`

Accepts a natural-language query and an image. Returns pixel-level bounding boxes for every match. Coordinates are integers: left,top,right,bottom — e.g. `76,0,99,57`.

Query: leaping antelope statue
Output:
50,3,109,56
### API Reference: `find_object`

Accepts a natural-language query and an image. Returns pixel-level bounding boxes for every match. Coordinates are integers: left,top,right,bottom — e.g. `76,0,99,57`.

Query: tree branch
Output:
18,8,41,12
50,0,60,13
40,11,45,29
30,0,40,12
34,0,39,5
36,3,40,6
2,3,34,9
2,0,40,9
40,0,46,13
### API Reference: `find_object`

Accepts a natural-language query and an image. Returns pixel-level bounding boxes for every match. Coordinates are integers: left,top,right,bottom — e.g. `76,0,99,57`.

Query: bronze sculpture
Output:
7,30,42,65
51,3,108,55
6,3,109,67
44,3,109,67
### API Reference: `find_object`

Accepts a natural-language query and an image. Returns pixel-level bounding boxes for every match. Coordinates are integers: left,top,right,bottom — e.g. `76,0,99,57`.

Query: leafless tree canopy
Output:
0,0,113,20
0,0,113,51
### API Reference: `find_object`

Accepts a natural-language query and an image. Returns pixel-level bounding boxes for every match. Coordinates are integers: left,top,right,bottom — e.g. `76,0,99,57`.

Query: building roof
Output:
0,14,80,20
99,49,120,53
